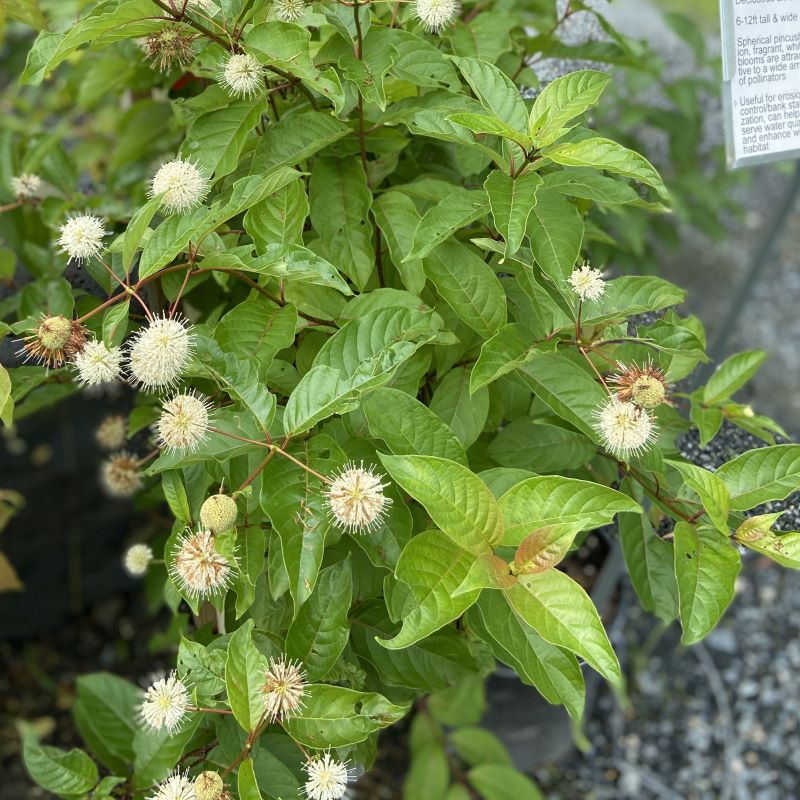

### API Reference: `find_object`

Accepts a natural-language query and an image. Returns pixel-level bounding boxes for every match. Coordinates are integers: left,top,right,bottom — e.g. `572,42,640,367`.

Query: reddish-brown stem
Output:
238,450,276,491
579,345,612,395
0,200,23,213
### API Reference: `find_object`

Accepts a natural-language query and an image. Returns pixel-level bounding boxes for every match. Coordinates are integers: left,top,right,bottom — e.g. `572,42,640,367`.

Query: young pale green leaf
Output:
238,758,261,800
484,171,542,259
468,763,545,800
138,207,214,280
703,350,766,405
225,619,269,732
716,445,800,511
102,300,130,348
448,112,533,148
286,559,353,680
525,188,584,284
22,739,98,797
544,137,669,201
506,569,622,684
363,387,468,465
431,366,490,448
406,189,490,261
470,324,553,393
468,592,585,721
379,530,481,649
373,191,426,295
733,517,800,568
673,523,741,645
423,240,506,337
488,418,595,472
283,684,410,748
499,475,640,546
404,744,451,798
667,460,730,533
122,194,162,275
691,393,724,447
454,56,529,133
450,728,513,768
379,454,504,552
528,70,612,146
518,352,606,439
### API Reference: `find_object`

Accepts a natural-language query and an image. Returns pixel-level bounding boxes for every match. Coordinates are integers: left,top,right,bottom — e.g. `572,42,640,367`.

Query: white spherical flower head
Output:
324,462,392,534
220,53,264,98
157,392,211,452
569,263,605,302
261,657,306,722
149,770,195,800
73,339,123,386
57,214,108,263
11,173,43,199
127,315,194,391
100,451,143,498
95,414,128,450
303,753,352,800
124,543,154,577
170,529,233,598
149,159,208,214
141,672,191,733
595,397,657,459
414,0,460,33
273,0,305,22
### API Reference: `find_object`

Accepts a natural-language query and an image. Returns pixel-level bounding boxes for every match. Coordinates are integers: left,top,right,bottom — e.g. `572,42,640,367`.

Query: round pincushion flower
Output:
141,672,191,733
124,543,154,577
170,529,233,599
414,0,459,33
57,214,108,263
20,315,87,368
143,26,195,73
95,414,128,450
200,493,238,534
261,657,306,722
149,158,208,214
127,315,194,391
149,770,196,800
156,392,211,453
219,53,264,98
302,753,352,800
594,397,657,459
100,451,143,498
73,339,123,386
272,0,305,22
568,263,605,302
324,462,391,534
193,771,224,800
11,173,42,199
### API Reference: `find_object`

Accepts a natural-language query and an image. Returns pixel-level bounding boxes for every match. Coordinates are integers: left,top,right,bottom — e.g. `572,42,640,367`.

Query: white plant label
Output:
721,0,800,167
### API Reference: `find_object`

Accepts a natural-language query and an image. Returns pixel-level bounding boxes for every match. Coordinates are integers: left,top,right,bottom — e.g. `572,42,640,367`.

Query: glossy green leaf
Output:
226,620,269,732
525,188,584,284
407,190,490,261
703,350,766,405
488,418,595,472
484,171,542,258
716,445,800,511
667,460,730,533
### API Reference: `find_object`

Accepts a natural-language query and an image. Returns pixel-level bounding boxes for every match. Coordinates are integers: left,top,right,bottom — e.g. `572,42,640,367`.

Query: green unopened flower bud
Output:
200,493,238,534
194,771,224,800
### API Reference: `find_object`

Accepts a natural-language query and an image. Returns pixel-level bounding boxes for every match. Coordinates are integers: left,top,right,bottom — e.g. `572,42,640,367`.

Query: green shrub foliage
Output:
2,1,795,798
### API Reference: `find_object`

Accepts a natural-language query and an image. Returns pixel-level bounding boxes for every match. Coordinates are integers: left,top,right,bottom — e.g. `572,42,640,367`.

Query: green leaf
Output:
673,522,741,645
506,570,621,684
226,619,269,732
101,300,130,349
404,744,450,798
448,112,533,148
488,418,595,472
484,171,541,258
406,190,490,261
379,530,480,648
544,137,669,201
716,445,800,511
283,684,409,748
122,194,162,275
468,764,544,800
379,454,504,552
691,392,723,447
450,728,512,767
423,240,506,337
373,191,426,295
667,460,730,533
309,157,374,290
238,758,261,800
22,740,97,797
286,559,353,680
132,715,200,789
470,323,550,393
137,207,214,280
431,367,490,448
525,188,584,284
703,350,766,405
499,475,640,546
529,70,611,146
454,56,528,133
177,638,227,696
240,245,352,295
734,517,800,568
363,387,467,465
233,526,267,618
542,167,640,204
244,180,309,251
72,673,138,775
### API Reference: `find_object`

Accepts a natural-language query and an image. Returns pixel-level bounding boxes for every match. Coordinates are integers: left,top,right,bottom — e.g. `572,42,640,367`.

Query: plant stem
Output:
238,450,276,491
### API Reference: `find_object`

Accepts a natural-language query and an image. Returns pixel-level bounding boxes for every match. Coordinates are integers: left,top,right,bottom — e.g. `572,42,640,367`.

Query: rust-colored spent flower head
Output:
194,771,224,800
324,462,392,534
143,25,195,72
21,316,87,368
610,362,668,409
100,451,143,498
199,493,238,534
261,657,306,722
95,414,128,450
170,529,233,599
